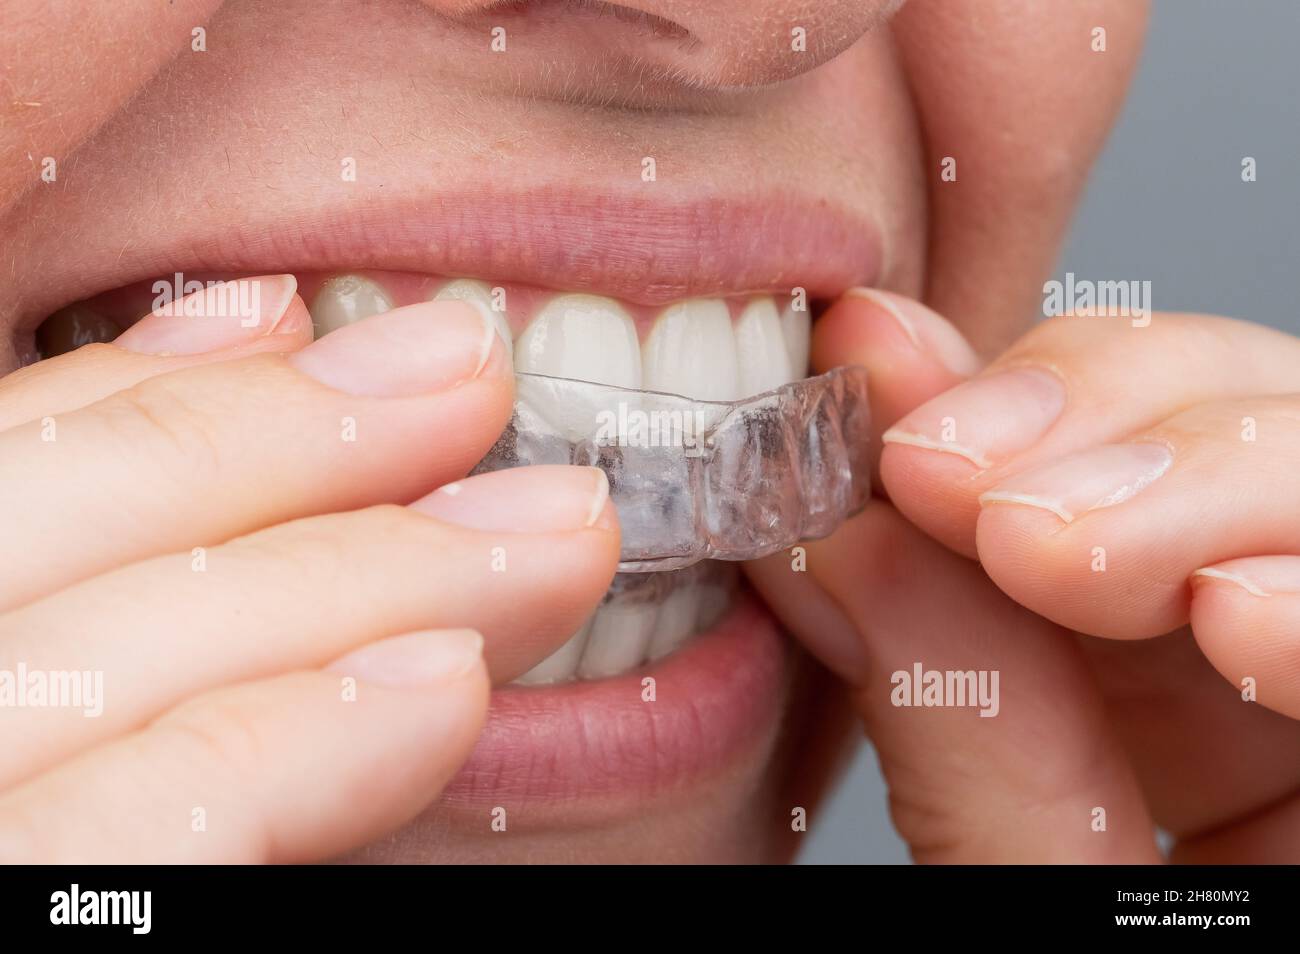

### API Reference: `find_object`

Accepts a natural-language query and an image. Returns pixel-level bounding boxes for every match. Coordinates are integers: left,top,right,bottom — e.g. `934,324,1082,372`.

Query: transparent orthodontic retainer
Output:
471,365,872,573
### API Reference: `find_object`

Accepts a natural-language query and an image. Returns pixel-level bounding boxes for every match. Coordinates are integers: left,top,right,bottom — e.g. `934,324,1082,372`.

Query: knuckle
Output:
220,504,430,592
151,698,275,860
102,376,229,475
155,696,270,798
354,502,431,538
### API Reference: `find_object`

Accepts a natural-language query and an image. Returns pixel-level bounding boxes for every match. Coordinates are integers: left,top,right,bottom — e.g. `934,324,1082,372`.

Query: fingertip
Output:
974,499,1065,593
973,499,1130,637
325,627,487,688
879,441,983,558
1192,556,1300,600
974,499,1186,640
413,465,619,536
265,293,316,345
838,288,982,378
1188,558,1300,720
816,289,981,494
587,494,621,535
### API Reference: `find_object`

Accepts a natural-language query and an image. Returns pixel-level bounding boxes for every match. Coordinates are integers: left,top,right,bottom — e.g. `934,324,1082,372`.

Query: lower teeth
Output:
511,562,739,686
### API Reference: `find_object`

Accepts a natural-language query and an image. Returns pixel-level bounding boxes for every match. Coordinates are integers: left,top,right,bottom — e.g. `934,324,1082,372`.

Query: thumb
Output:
748,290,1160,862
750,502,1160,863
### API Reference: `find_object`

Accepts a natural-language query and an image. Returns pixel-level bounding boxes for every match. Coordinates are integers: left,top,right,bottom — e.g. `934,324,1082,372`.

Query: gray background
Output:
797,0,1300,864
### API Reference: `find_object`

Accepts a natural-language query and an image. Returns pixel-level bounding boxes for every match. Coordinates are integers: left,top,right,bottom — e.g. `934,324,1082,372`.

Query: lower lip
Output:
437,589,791,809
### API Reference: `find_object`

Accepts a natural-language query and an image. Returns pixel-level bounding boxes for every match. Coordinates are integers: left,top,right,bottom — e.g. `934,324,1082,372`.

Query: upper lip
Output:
13,185,882,329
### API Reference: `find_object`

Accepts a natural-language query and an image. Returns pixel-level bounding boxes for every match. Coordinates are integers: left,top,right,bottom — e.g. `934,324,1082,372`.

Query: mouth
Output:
22,189,877,814
10,188,881,340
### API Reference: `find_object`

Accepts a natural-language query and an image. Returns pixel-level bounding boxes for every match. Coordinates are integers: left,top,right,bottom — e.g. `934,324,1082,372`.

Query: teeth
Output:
515,294,641,389
37,306,120,358
734,298,795,395
577,602,659,680
641,298,742,402
508,563,739,687
433,279,513,358
513,621,593,686
308,275,393,339
645,584,701,661
779,299,812,377
696,584,731,631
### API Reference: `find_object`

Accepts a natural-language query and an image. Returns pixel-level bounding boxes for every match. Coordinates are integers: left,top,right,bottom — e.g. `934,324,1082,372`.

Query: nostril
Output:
442,0,691,40
463,0,893,92
507,0,691,40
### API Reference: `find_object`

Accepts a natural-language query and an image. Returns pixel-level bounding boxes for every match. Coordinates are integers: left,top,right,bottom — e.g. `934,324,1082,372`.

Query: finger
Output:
0,275,313,431
0,629,488,863
881,313,1300,557
975,396,1300,638
747,501,1159,862
813,288,979,484
0,466,619,788
1190,556,1300,720
0,298,514,611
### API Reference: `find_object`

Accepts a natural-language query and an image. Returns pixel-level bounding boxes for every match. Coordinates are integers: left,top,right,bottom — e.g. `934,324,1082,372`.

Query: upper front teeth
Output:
306,276,813,401
515,293,643,389
734,298,795,396
779,299,811,378
515,291,810,400
641,298,742,402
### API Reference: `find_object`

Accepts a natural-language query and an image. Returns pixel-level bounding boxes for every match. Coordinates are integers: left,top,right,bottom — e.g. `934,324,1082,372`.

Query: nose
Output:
423,0,903,88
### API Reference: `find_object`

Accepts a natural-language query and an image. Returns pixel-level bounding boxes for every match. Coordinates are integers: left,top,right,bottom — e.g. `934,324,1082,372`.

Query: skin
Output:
11,0,1286,864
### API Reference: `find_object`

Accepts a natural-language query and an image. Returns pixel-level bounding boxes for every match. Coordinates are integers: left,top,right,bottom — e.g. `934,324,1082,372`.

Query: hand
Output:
0,281,619,862
877,305,1300,859
751,291,1299,862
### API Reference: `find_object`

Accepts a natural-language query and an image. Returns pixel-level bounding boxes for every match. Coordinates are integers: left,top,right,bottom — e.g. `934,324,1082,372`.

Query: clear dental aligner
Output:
472,366,872,571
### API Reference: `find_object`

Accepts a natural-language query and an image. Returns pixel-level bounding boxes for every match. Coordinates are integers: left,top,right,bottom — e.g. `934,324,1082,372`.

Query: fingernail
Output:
882,366,1065,470
847,287,923,346
412,465,613,533
289,299,500,397
1192,556,1300,598
1191,568,1272,598
327,629,484,686
116,274,298,355
844,288,981,377
979,441,1173,524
